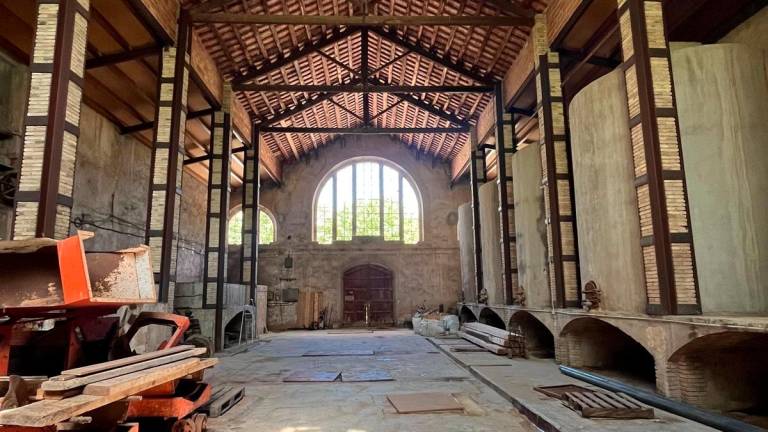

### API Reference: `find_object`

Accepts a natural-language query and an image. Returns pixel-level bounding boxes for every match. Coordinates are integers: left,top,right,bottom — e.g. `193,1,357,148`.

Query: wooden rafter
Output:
190,13,535,27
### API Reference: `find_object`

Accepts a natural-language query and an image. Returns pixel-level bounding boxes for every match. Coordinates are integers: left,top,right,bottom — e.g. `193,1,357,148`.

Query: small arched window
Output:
314,159,421,244
227,206,276,245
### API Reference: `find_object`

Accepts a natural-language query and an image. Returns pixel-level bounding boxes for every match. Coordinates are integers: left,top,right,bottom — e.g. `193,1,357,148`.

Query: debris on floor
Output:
387,392,464,414
459,322,525,356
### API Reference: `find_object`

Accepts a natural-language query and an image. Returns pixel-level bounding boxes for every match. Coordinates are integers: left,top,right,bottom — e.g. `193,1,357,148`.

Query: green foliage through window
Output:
227,208,275,245
315,160,420,244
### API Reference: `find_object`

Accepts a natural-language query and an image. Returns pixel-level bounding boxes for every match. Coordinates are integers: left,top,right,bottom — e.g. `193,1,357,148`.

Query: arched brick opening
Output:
560,317,655,388
509,311,554,358
667,332,768,427
478,308,506,330
459,306,477,324
223,311,246,349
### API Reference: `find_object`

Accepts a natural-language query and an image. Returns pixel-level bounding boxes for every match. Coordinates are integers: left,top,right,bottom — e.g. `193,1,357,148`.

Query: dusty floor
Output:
206,329,535,432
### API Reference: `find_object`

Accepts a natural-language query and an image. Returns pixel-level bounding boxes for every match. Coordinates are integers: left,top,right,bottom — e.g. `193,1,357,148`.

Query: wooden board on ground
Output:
0,358,217,427
198,385,245,418
387,392,463,414
53,345,196,378
461,327,512,347
303,350,374,357
42,348,208,391
463,322,518,339
534,384,593,400
327,329,373,334
458,332,508,355
565,391,654,419
283,370,341,382
341,370,394,382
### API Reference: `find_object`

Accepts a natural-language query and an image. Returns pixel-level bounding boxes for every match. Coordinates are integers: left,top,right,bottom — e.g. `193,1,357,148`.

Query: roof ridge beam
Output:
190,13,535,28
371,28,494,85
232,28,360,85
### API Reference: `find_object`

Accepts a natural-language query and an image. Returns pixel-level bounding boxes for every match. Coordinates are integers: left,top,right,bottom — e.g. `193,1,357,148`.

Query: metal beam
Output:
120,108,216,135
371,28,493,85
233,83,494,93
262,126,469,134
85,45,160,69
361,29,371,126
232,28,358,85
190,13,534,27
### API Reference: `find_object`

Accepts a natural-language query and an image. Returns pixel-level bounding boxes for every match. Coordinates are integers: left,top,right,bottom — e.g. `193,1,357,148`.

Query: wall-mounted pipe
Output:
559,366,763,432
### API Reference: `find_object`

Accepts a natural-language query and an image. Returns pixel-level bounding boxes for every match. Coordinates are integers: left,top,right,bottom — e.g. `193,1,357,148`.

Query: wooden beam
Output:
232,28,359,84
372,28,493,84
190,13,534,27
233,83,494,93
262,126,469,134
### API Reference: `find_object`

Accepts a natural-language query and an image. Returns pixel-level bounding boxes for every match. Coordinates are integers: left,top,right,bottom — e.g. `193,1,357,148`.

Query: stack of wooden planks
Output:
459,322,525,357
564,391,654,419
0,345,217,428
297,291,323,329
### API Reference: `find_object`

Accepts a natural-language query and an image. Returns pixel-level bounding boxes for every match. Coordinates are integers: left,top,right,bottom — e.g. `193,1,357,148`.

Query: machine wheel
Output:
191,413,208,431
171,418,196,432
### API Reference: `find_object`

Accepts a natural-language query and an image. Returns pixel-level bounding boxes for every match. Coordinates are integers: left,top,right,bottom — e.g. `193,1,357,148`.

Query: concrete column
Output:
145,18,191,304
203,85,233,351
241,129,260,301
468,128,485,302
615,0,700,315
13,0,90,239
532,14,580,308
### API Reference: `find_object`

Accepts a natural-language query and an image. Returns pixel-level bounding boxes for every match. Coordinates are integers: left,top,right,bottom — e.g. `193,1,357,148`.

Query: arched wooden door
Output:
343,264,393,326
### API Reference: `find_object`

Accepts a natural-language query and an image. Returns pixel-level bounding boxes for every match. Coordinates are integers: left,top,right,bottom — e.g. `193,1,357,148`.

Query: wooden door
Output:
343,264,393,325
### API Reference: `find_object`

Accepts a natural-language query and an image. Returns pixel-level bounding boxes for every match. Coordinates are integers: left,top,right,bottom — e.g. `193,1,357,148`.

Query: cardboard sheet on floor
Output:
387,392,463,414
303,350,374,356
341,370,394,382
327,330,374,334
282,371,341,382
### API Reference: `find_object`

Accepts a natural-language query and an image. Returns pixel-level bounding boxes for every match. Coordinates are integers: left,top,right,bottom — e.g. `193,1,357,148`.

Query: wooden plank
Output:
54,345,195,378
0,359,216,427
463,322,515,339
42,348,208,391
82,358,217,397
462,328,513,347
458,332,508,355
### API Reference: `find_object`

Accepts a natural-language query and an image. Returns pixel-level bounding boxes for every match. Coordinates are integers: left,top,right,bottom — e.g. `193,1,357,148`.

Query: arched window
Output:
227,206,276,245
314,159,421,244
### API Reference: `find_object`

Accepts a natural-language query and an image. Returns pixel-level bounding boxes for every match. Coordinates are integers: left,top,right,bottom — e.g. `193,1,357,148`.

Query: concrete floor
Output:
205,329,535,432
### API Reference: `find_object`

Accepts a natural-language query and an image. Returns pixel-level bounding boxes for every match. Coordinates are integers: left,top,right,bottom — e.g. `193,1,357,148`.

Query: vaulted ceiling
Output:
182,0,548,163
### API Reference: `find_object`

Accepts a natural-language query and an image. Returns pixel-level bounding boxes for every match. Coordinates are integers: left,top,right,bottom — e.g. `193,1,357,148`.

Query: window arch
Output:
314,158,421,244
227,206,276,245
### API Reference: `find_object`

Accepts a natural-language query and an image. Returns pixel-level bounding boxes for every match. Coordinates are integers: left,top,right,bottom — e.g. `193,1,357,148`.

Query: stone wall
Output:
258,135,469,325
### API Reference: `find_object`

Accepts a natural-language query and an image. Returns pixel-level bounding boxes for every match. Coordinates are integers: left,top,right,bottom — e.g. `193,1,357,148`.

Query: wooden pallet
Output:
564,391,654,419
198,386,245,418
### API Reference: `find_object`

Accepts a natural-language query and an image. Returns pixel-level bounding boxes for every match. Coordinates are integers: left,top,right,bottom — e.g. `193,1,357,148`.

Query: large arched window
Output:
315,159,421,244
227,206,276,245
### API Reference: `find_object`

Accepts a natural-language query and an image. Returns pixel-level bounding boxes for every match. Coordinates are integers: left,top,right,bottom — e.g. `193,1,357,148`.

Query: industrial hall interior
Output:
0,0,765,430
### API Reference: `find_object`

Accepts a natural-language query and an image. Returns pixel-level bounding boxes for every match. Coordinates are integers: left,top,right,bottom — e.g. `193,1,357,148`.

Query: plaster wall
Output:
568,69,647,314
457,201,477,302
258,135,469,325
672,43,768,313
479,181,503,304
511,144,550,308
719,5,768,50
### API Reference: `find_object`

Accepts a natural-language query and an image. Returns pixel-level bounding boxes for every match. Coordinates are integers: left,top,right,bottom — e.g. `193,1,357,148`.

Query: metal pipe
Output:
559,366,763,432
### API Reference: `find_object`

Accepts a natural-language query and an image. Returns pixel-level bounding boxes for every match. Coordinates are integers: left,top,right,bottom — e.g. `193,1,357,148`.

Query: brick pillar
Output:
532,15,580,308
203,85,233,352
616,0,700,315
13,0,89,240
145,19,191,304
241,129,260,301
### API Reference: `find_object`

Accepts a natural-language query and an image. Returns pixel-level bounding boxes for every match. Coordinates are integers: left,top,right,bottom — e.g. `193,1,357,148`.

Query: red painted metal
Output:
127,381,212,420
119,312,190,351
